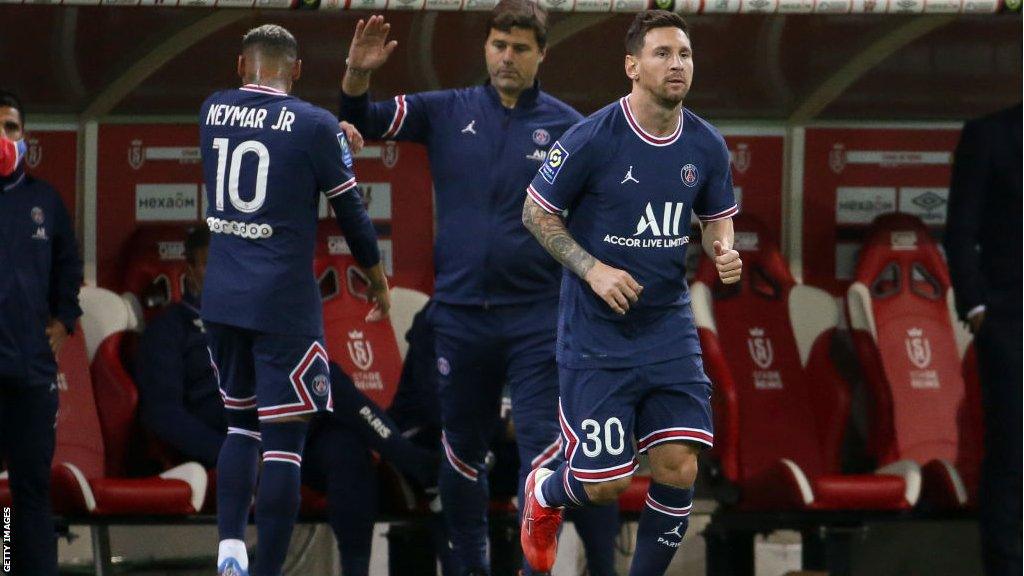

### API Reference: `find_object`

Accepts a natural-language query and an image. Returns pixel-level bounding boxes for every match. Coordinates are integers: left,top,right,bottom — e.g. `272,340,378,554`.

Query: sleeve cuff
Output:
697,204,740,222
527,185,564,215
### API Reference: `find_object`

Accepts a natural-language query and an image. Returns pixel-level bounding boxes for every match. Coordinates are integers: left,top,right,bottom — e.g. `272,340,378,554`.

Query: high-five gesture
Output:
346,15,397,73
713,240,742,285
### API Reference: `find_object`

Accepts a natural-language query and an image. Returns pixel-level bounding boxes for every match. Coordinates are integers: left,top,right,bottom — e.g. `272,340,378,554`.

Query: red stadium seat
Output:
315,224,421,410
693,215,919,511
846,214,981,509
53,287,206,516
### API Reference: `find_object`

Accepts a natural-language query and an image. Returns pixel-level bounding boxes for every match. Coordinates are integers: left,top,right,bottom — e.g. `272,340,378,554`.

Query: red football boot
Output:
520,467,563,573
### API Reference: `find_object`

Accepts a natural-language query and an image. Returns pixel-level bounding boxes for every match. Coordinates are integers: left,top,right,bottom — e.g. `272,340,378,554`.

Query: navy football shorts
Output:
557,355,713,483
205,321,333,421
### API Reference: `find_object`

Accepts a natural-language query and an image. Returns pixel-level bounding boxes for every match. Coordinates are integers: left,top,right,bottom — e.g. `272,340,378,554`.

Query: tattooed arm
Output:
523,196,642,315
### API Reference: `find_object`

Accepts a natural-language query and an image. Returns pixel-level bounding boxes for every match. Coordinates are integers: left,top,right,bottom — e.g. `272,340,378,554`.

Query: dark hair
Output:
625,10,689,56
185,224,210,264
488,0,549,50
242,24,299,60
0,90,24,127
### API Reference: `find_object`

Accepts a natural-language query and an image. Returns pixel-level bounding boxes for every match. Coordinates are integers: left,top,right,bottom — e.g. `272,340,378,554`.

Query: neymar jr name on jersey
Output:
204,103,296,133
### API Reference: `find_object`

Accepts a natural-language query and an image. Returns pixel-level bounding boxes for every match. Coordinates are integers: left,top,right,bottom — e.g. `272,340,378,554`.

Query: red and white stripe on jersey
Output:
637,427,714,452
527,185,564,215
531,437,562,470
382,95,408,139
263,451,302,467
258,342,329,420
240,84,288,96
696,204,739,223
220,390,257,411
619,96,683,147
441,432,478,482
646,494,692,517
324,177,358,199
227,427,262,441
570,460,639,483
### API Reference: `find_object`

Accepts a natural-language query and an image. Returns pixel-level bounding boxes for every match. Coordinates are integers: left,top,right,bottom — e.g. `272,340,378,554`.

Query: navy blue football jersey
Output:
527,97,738,369
199,84,364,336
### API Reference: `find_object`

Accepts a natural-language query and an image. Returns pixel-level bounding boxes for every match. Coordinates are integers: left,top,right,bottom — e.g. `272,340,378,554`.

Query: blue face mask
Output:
15,139,26,169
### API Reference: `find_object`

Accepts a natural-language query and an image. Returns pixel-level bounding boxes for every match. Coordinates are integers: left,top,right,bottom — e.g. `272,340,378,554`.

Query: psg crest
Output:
680,164,699,187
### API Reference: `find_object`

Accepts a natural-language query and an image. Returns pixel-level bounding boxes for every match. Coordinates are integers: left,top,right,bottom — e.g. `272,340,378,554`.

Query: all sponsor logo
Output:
605,202,690,249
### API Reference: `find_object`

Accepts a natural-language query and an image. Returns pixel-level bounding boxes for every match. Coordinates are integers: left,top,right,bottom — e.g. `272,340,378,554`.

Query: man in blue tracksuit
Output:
339,3,619,574
0,90,83,576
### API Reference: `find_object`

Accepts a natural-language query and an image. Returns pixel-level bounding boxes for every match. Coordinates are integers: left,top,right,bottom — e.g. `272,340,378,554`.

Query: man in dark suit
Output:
944,104,1022,576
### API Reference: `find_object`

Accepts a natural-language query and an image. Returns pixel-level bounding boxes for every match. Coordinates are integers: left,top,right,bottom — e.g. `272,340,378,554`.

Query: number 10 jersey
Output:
199,84,359,337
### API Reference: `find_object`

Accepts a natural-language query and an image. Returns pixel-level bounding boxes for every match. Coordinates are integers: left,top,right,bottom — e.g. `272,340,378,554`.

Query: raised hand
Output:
347,15,398,73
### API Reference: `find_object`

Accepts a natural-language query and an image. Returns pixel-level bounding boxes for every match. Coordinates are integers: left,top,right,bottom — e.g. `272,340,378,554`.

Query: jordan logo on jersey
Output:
621,166,639,184
461,121,477,135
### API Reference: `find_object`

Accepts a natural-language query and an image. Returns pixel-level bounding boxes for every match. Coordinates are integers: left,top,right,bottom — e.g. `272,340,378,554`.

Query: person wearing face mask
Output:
338,2,620,575
0,89,84,576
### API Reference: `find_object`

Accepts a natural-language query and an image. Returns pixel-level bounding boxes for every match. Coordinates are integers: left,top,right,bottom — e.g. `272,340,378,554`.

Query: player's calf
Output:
628,442,700,576
217,414,261,574
255,419,309,576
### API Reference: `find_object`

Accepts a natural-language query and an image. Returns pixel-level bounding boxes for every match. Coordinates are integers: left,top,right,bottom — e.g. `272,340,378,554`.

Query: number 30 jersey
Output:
199,84,361,337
